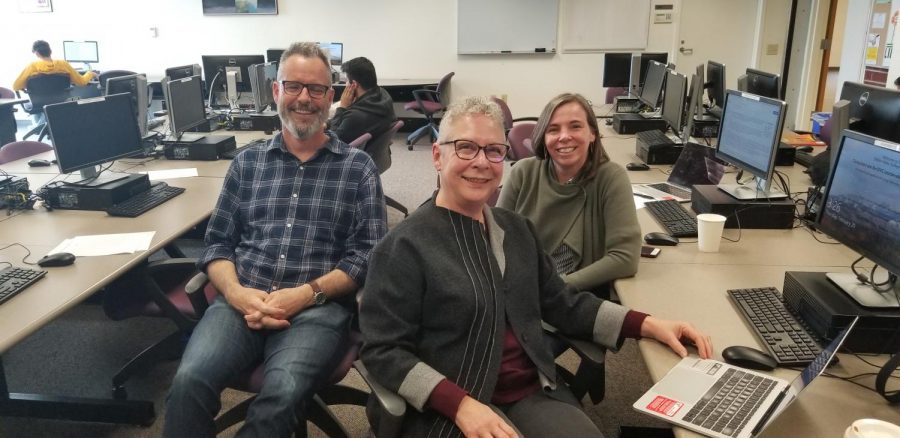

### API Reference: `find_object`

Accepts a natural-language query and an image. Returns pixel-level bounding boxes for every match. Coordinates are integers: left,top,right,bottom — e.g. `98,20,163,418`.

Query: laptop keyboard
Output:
682,368,777,437
637,129,675,146
646,182,691,200
0,266,47,305
644,199,698,237
107,182,185,217
729,287,823,366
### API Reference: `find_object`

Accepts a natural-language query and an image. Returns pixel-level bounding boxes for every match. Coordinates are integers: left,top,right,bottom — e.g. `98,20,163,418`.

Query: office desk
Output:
616,263,900,437
0,98,27,146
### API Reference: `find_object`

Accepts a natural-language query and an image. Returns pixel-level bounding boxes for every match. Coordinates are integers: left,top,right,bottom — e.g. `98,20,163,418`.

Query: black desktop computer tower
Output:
163,135,237,160
691,117,719,138
614,96,641,113
231,113,281,134
690,185,794,229
782,271,900,354
636,137,683,164
42,174,150,211
613,113,667,135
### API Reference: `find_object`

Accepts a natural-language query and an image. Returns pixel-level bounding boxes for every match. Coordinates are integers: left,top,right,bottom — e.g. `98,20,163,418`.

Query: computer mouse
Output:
722,345,777,371
626,162,650,171
797,146,814,153
37,252,76,267
27,159,52,167
643,232,679,246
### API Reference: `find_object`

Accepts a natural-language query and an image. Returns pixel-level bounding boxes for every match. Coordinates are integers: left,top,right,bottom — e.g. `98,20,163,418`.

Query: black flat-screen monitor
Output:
267,48,285,65
745,68,781,99
201,55,265,93
816,129,900,307
838,81,900,143
318,42,343,67
250,62,278,112
44,93,142,175
662,70,688,136
639,60,667,108
639,52,668,87
105,73,149,137
603,53,632,88
163,75,207,140
165,64,201,82
715,90,787,200
706,61,727,111
62,40,99,64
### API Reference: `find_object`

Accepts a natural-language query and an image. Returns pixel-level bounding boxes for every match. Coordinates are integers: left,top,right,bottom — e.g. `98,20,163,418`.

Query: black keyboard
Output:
637,129,675,146
644,199,698,237
794,150,815,168
682,367,777,437
646,182,692,200
0,266,47,305
107,182,185,217
221,138,267,160
728,287,823,366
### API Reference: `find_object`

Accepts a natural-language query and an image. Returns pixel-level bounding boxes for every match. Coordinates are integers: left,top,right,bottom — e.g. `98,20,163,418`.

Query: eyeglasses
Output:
280,81,330,99
439,139,509,163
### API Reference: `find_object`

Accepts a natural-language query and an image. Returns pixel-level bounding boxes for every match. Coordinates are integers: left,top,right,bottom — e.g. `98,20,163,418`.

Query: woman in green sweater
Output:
497,93,640,295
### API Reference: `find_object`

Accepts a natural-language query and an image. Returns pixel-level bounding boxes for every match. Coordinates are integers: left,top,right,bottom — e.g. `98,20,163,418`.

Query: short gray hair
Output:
277,42,331,83
437,96,505,143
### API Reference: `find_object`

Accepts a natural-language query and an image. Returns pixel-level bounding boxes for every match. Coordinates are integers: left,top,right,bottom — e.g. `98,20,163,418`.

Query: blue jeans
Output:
163,296,351,438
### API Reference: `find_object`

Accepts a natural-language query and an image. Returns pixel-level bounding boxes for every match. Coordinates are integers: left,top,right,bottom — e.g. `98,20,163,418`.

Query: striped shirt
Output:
198,132,387,306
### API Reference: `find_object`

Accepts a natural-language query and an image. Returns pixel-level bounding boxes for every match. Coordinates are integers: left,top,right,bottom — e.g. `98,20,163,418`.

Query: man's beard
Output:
279,101,328,140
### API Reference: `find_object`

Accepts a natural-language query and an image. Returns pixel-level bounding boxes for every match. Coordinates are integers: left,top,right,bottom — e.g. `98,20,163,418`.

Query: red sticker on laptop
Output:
646,396,684,417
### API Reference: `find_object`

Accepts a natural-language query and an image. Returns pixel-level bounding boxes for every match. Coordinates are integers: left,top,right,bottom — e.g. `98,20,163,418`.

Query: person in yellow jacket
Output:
12,40,95,91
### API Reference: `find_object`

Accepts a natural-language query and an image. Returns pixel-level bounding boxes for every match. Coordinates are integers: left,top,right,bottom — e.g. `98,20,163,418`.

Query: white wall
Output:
1,0,688,117
758,0,792,73
836,0,874,94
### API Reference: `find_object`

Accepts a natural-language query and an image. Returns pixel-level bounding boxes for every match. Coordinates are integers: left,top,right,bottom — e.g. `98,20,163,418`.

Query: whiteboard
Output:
457,0,558,54
560,0,651,52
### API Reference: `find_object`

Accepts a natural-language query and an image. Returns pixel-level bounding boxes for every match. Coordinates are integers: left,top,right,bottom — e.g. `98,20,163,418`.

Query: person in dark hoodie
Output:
328,57,396,143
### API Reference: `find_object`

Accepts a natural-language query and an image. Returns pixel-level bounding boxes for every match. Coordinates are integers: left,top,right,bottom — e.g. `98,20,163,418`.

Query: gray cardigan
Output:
360,200,630,437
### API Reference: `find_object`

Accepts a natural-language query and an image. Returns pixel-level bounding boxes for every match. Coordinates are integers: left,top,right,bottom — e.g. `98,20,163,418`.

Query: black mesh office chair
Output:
98,70,137,94
19,74,72,142
364,120,408,217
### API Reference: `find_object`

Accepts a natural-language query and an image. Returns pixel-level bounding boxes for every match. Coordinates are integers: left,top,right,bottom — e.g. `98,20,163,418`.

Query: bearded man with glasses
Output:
163,41,387,437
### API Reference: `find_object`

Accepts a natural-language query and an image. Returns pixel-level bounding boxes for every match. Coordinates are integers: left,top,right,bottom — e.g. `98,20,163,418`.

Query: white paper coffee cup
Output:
844,419,900,438
697,213,727,252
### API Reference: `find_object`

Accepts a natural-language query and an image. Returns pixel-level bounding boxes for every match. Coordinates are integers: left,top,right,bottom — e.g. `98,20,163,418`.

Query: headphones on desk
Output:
876,351,900,404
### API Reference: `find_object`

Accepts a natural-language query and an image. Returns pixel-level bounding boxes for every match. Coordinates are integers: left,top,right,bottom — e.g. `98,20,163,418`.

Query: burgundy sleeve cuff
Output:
621,310,650,340
427,378,468,420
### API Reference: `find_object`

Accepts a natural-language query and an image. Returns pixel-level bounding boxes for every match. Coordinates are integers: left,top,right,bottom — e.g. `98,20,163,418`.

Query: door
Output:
675,0,762,96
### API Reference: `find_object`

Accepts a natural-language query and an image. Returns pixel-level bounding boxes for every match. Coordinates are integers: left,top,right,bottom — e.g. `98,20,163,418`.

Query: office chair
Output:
0,87,14,99
98,70,137,94
364,120,408,217
357,323,607,438
404,72,454,149
19,74,72,142
348,132,373,150
489,97,538,162
605,87,628,104
184,272,368,437
0,140,53,164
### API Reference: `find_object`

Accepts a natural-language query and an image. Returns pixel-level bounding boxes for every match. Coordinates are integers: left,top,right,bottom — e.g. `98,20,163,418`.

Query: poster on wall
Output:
865,33,881,65
202,0,277,15
18,0,52,13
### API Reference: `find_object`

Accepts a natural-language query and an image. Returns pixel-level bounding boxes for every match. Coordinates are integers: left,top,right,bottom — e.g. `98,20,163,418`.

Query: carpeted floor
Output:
0,135,671,437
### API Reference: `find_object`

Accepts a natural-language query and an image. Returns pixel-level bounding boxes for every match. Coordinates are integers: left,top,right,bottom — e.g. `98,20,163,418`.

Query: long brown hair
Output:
531,93,609,181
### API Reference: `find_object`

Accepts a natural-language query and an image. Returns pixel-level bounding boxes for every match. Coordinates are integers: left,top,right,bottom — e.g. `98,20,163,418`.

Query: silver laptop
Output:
635,142,726,202
633,317,858,438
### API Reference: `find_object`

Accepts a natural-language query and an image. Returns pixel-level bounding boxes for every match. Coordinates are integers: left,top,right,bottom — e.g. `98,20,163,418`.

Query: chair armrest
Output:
412,89,441,103
541,321,605,367
185,272,211,317
354,359,406,438
145,258,198,274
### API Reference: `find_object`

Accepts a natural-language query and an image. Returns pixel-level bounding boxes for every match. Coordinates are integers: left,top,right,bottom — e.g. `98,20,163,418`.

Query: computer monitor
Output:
638,60,667,109
706,61,727,114
267,48,285,65
318,42,343,67
165,64,202,82
62,40,99,64
104,73,149,137
714,90,787,200
816,129,900,308
837,81,900,143
661,70,687,136
639,52,668,87
201,55,266,94
249,62,278,113
162,75,207,142
745,68,781,99
603,53,632,88
44,93,142,179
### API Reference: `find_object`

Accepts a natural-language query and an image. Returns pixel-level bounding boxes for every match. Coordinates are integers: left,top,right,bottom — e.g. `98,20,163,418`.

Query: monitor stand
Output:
65,166,128,188
164,132,206,143
826,272,900,309
717,177,787,201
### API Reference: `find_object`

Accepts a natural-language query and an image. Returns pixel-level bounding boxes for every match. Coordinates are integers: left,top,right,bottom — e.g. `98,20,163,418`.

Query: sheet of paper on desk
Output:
141,168,199,180
632,194,650,209
48,231,157,256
